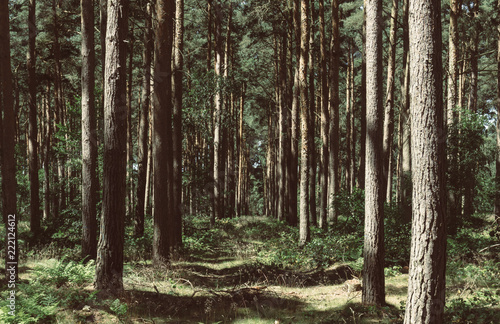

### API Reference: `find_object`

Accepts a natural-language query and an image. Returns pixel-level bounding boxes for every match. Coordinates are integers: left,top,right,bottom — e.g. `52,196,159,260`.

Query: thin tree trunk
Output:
212,0,223,226
447,0,460,235
318,0,329,229
328,0,340,224
383,0,398,203
308,1,317,227
28,0,41,234
346,44,352,193
126,23,135,224
81,0,98,260
299,0,310,247
404,0,446,321
237,83,246,217
135,2,153,238
362,0,385,306
172,0,184,247
94,0,128,292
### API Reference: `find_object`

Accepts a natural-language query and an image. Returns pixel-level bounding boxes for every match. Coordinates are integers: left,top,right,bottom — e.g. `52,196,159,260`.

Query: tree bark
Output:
318,0,329,229
153,0,175,265
172,0,184,247
383,0,398,203
212,0,223,226
135,2,153,238
94,0,128,292
1,0,18,280
328,0,340,224
447,0,460,235
28,0,41,234
404,0,446,322
299,0,310,246
81,0,98,261
362,0,385,306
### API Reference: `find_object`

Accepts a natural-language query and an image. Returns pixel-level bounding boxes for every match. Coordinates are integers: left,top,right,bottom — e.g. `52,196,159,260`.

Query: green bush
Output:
445,290,500,323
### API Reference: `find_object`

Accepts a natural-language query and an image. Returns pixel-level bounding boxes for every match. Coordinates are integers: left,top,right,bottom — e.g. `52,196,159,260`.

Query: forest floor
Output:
2,214,500,323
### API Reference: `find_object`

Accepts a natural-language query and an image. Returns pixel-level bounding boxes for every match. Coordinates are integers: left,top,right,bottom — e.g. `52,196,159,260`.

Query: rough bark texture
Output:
95,0,128,292
404,0,446,322
1,0,18,280
153,0,175,265
383,0,398,203
28,0,41,234
81,0,98,260
318,0,329,229
172,0,184,247
212,0,223,226
447,0,460,235
299,0,310,247
135,3,153,238
362,0,385,306
328,0,340,224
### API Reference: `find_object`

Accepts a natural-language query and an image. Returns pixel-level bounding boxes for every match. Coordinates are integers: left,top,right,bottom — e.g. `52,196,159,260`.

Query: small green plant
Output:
110,298,128,317
445,290,500,323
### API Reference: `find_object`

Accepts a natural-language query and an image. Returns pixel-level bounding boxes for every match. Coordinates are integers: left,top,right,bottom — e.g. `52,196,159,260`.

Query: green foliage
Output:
110,298,128,317
0,258,96,323
445,290,500,324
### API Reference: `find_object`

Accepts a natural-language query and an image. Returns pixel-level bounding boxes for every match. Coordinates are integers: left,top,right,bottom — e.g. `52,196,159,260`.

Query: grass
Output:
1,214,499,323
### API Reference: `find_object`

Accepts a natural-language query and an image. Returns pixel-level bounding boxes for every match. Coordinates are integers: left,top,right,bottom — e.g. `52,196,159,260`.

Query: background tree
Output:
81,0,98,261
28,0,40,234
404,0,447,321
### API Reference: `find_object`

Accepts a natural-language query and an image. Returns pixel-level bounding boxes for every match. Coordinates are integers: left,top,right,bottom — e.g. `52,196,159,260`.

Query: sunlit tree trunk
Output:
95,0,128,292
318,0,329,229
328,0,340,224
299,0,310,246
447,0,460,235
362,0,385,306
172,0,184,246
404,0,446,321
81,0,97,260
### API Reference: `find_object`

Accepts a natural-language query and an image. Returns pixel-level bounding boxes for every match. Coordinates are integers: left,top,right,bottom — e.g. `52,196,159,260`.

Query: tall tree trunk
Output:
81,0,98,261
212,1,223,226
447,0,460,235
277,34,286,221
464,0,480,220
172,0,184,246
358,7,366,190
299,0,310,246
308,1,317,227
28,0,41,234
318,0,329,228
153,0,175,265
1,0,18,280
43,82,51,221
362,0,385,306
346,44,352,193
328,0,340,224
404,0,446,322
126,23,135,224
318,0,329,229
237,83,246,217
94,0,128,292
135,2,153,238
383,0,398,203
